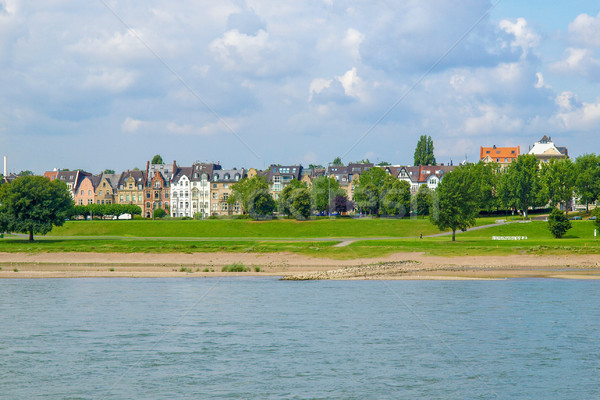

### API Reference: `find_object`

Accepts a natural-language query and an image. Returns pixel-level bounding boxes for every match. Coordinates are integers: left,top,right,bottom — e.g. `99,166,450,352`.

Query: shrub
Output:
109,268,114,272
221,262,250,272
547,208,572,238
593,207,600,230
254,266,261,272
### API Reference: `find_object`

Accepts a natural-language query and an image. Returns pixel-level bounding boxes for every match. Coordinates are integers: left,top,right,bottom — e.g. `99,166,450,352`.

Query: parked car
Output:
569,216,582,220
589,216,597,220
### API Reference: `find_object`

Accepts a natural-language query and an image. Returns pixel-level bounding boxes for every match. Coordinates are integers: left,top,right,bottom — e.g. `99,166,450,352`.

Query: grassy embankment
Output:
0,217,598,258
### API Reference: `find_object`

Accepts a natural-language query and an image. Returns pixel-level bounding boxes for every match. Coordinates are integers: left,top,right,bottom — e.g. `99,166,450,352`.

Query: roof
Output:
189,163,221,182
480,146,520,160
212,168,246,182
99,173,122,190
528,136,567,158
172,166,193,182
119,170,145,186
397,165,455,183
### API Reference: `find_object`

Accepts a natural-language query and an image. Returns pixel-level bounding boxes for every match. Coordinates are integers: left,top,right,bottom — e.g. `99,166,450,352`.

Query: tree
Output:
289,187,312,220
499,154,543,219
471,161,501,212
278,180,308,217
247,190,276,219
332,156,343,166
352,167,388,215
414,184,433,217
540,158,575,214
310,176,344,214
430,165,480,241
547,208,572,238
574,154,600,211
19,170,34,176
377,161,391,166
413,135,436,166
229,176,270,214
332,194,353,214
593,208,600,230
151,154,164,164
308,164,324,170
380,177,411,216
153,208,166,219
0,176,73,241
103,169,115,174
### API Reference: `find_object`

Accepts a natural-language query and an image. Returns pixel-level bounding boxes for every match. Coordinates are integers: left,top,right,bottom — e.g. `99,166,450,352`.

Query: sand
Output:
1,251,600,280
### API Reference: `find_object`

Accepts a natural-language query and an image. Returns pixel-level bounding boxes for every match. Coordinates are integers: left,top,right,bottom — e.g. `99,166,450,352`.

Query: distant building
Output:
394,165,456,194
328,163,373,201
480,145,520,169
528,136,568,163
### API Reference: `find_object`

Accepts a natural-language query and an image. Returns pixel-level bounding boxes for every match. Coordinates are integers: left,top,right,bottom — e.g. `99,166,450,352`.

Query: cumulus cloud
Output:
122,117,144,133
550,48,600,80
568,12,600,47
554,99,600,131
499,18,540,56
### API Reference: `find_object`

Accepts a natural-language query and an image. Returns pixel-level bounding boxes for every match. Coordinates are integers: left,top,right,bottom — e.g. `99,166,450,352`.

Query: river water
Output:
1,278,599,399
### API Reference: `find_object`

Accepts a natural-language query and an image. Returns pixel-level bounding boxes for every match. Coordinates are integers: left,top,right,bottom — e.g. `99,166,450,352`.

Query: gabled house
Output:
189,163,221,219
170,165,193,217
265,165,302,199
480,145,520,169
73,172,96,206
95,173,121,205
116,170,146,209
328,162,373,200
394,165,455,194
145,161,174,218
528,135,568,163
210,168,246,216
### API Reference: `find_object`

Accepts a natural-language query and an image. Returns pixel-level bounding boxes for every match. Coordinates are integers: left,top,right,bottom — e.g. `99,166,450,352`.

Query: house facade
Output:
170,166,193,217
144,162,173,218
480,145,520,169
116,170,146,209
73,173,96,206
94,173,121,205
190,163,220,219
266,165,302,199
210,168,245,216
528,136,568,163
395,165,455,194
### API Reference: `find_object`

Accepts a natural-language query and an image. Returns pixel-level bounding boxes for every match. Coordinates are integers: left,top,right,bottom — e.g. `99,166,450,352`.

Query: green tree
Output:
153,208,166,219
540,158,575,214
278,180,307,217
574,154,600,211
353,167,388,215
151,154,164,164
593,208,600,230
413,135,436,166
332,157,343,166
431,165,480,241
0,176,73,241
547,208,572,238
310,176,343,214
308,164,324,170
19,170,34,176
377,161,391,166
247,190,276,219
103,169,115,174
414,184,433,217
289,187,312,220
380,177,411,216
229,176,270,214
499,154,543,219
470,161,501,212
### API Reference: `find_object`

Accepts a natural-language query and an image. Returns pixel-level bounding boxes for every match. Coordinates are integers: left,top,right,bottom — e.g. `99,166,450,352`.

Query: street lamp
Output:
327,162,331,217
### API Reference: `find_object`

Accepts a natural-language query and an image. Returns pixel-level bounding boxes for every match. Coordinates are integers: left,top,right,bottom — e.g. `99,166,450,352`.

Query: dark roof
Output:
119,170,145,186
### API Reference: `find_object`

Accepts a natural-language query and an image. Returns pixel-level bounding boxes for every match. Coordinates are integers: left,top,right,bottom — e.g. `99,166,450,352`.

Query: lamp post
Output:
327,162,331,217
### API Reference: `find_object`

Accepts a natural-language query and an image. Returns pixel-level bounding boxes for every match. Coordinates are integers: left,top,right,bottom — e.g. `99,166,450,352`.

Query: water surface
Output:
1,278,599,399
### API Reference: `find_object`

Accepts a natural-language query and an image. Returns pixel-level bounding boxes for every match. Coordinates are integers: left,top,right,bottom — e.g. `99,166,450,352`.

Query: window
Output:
213,183,217,189
126,195,130,202
147,202,151,208
212,192,217,199
155,191,160,199
138,195,142,202
88,190,92,195
80,190,83,195
165,192,169,199
224,184,228,189
505,158,508,162
99,190,102,195
103,182,106,188
120,195,124,201
146,192,150,199
274,176,281,183
486,150,490,154
223,193,229,200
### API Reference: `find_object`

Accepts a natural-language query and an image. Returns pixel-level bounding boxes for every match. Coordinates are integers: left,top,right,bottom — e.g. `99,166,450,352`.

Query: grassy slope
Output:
2,219,598,259
49,218,449,238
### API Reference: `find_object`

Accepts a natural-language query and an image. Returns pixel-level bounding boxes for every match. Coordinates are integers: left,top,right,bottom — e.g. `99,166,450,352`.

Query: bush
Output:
221,262,250,272
153,208,167,219
547,208,572,238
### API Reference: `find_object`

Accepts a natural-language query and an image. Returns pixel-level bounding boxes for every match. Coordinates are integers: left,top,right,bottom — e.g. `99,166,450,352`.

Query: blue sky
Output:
1,0,599,174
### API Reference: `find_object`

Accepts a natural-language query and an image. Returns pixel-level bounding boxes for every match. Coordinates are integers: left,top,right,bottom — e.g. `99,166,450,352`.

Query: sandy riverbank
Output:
1,251,600,279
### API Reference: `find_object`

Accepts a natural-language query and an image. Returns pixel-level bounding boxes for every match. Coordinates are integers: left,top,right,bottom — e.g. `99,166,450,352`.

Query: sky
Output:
1,0,600,174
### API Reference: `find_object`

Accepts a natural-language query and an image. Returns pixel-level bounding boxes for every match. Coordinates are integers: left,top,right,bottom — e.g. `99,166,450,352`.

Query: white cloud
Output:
568,12,600,47
83,68,136,92
335,68,365,100
121,117,144,133
342,28,364,60
210,29,276,75
308,78,333,101
550,47,600,79
68,29,149,63
463,105,523,135
499,18,540,56
554,99,600,131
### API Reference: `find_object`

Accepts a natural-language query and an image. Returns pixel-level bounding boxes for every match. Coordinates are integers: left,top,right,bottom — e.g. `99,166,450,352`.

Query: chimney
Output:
3,156,6,177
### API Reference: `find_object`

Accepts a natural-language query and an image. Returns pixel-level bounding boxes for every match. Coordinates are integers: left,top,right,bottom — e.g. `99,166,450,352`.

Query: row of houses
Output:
1,135,571,218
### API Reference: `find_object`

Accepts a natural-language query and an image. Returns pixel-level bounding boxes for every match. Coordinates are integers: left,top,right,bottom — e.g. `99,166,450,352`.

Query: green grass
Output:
3,218,598,259
222,262,250,272
49,217,447,238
